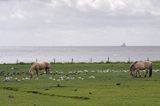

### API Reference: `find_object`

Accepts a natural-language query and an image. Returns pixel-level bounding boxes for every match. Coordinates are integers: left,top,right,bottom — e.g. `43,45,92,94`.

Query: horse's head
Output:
29,73,32,78
130,61,138,77
130,64,135,77
28,69,33,78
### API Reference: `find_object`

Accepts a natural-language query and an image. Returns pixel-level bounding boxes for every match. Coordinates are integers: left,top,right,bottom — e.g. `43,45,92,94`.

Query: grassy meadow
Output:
1,62,160,106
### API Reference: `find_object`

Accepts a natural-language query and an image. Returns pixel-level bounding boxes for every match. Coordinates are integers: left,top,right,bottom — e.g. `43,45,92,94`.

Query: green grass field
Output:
1,63,160,106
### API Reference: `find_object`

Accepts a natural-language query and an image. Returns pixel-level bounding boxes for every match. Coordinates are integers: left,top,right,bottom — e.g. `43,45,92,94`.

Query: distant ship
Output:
121,43,127,47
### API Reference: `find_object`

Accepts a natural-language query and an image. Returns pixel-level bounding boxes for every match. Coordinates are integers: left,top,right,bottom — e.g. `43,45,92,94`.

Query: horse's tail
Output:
44,62,50,74
149,63,152,77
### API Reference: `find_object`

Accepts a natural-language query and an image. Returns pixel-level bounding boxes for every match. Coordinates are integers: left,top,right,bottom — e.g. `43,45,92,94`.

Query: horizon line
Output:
0,45,160,47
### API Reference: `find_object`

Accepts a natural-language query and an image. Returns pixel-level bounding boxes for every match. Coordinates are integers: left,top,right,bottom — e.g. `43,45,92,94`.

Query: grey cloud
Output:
0,0,160,46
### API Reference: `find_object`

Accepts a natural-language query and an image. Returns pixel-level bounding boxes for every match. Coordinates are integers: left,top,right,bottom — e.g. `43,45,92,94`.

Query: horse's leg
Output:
134,70,137,77
47,68,49,74
36,70,39,77
47,67,50,74
45,67,50,74
138,70,141,77
48,67,50,74
45,68,48,74
144,70,148,77
29,72,33,78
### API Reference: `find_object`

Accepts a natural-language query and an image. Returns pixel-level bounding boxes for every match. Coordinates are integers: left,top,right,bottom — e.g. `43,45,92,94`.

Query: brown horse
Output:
130,60,152,77
28,61,50,78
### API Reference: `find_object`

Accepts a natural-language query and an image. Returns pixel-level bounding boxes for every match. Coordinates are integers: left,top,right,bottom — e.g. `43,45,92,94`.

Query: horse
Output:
130,60,152,77
28,61,50,78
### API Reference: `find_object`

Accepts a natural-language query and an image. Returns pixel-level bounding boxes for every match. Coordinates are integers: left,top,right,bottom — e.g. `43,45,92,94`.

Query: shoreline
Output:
1,60,160,64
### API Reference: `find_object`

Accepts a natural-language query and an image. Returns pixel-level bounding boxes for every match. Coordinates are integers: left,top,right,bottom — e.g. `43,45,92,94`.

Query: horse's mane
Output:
31,62,36,65
133,61,138,65
130,61,138,70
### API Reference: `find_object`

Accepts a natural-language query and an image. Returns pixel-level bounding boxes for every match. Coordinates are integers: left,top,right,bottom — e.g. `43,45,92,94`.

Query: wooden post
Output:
90,58,92,63
107,57,110,63
16,59,19,64
54,58,56,64
128,57,130,63
71,58,74,63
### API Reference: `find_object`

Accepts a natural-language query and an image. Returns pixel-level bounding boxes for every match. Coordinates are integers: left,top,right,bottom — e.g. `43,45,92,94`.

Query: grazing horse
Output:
130,60,152,77
28,61,50,78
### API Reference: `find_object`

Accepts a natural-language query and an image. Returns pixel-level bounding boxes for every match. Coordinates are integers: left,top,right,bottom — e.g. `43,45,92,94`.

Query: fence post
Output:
128,57,130,63
107,57,110,63
16,59,19,64
71,58,74,63
90,58,92,63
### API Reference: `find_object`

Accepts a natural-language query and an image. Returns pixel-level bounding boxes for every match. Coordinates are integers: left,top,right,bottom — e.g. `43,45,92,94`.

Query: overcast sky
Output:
0,0,160,46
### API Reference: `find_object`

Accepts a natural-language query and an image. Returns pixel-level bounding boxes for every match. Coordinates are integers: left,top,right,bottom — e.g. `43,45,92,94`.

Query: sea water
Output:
0,46,159,63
